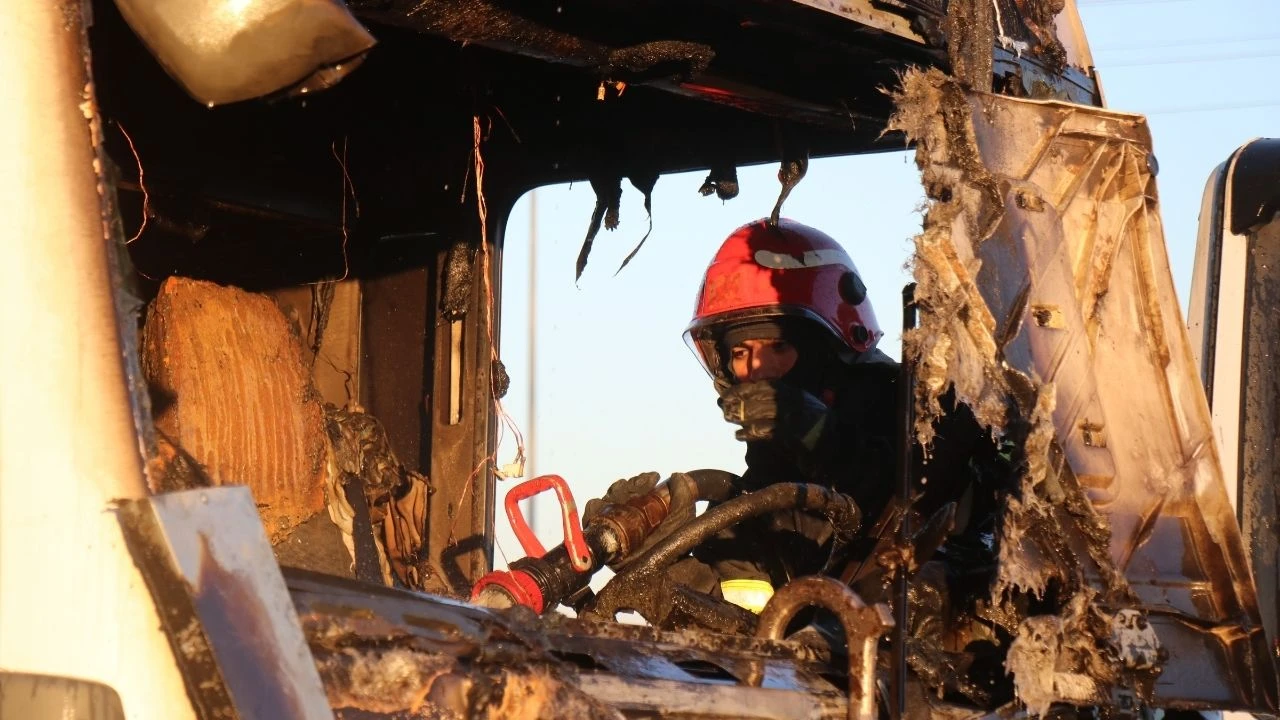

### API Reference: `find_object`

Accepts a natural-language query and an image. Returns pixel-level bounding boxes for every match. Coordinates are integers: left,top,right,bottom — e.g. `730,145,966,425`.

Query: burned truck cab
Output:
88,0,967,598
1,0,1277,719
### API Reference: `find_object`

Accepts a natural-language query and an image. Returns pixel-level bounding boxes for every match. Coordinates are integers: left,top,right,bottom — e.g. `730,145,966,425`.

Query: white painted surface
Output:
149,488,335,719
1188,152,1250,512
0,4,196,718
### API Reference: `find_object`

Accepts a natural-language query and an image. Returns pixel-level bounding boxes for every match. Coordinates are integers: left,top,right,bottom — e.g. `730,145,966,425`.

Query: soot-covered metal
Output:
890,67,1278,714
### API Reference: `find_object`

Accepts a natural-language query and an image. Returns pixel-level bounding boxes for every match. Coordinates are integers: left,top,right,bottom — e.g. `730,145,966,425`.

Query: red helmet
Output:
684,218,882,382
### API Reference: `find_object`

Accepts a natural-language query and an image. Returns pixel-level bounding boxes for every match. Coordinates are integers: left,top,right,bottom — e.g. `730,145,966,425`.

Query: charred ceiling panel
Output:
92,0,1096,287
91,0,1098,280
347,0,939,130
891,68,1278,713
92,0,913,246
1237,207,1280,674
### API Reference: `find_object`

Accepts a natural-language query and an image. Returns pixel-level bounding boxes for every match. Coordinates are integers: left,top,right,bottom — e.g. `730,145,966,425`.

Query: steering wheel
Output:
581,482,861,631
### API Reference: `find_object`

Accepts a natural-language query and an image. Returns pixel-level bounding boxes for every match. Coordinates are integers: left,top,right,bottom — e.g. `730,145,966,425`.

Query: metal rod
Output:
751,576,891,720
527,190,538,533
891,282,917,720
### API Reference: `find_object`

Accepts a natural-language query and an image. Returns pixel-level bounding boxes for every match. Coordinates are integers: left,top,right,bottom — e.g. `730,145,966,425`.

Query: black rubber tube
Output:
682,468,740,504
622,482,861,578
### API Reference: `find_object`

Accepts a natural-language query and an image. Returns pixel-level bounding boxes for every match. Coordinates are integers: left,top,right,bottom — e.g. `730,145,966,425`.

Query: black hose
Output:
623,483,861,578
682,468,740,504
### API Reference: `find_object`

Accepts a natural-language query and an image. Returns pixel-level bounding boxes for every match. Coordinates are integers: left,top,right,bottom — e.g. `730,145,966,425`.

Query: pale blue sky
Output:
493,0,1280,566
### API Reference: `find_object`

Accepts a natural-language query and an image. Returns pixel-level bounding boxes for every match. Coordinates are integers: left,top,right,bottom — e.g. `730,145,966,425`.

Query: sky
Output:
491,0,1280,570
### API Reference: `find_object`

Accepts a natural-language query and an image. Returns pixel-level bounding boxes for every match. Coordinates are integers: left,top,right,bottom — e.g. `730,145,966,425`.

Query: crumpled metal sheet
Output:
112,0,375,106
890,67,1277,713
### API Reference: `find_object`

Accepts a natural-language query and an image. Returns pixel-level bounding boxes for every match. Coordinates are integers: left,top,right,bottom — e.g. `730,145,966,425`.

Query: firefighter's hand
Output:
582,471,699,570
718,380,830,450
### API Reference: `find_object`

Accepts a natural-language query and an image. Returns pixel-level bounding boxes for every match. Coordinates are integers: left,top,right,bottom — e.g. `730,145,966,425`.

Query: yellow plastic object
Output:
720,579,774,614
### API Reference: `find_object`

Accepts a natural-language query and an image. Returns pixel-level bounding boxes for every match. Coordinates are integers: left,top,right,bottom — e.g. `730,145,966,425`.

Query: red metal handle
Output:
504,474,592,572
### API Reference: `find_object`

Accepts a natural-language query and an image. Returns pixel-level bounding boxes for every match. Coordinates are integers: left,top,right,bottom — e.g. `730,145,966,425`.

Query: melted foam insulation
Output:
306,613,622,720
142,277,327,543
1004,590,1112,716
890,68,1277,712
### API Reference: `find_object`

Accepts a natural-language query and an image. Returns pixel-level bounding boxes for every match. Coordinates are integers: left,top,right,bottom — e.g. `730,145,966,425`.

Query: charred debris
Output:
891,65,1275,714
85,0,1277,717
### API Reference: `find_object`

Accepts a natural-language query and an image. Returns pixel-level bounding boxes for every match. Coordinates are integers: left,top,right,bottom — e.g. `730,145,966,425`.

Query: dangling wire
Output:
330,136,359,281
116,123,150,245
446,115,528,547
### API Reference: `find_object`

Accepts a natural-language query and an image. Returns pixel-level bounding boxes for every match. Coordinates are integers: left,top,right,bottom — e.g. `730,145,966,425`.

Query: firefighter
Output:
585,219,1009,702
681,218,901,605
587,218,999,611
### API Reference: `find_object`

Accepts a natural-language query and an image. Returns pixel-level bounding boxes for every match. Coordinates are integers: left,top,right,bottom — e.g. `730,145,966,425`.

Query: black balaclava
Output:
717,317,839,396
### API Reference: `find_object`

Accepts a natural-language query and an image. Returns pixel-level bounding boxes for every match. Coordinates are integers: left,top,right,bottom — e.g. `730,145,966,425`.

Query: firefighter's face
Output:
729,339,798,382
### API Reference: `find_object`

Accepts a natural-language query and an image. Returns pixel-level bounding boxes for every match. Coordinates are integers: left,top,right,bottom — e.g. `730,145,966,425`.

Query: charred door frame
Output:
424,203,518,592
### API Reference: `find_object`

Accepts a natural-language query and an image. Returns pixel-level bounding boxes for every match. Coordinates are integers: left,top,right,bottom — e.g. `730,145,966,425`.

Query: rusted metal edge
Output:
118,488,336,720
116,498,240,719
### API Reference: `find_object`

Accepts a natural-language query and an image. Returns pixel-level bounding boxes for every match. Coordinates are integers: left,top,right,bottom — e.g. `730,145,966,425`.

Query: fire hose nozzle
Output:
505,474,592,572
472,569,545,612
471,475,597,613
471,473,719,614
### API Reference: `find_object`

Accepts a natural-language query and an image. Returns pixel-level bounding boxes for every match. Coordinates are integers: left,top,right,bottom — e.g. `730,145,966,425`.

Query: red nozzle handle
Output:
504,474,592,572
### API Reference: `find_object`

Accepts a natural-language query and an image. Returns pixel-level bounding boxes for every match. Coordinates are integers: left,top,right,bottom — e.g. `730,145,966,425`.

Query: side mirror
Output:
112,0,375,106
